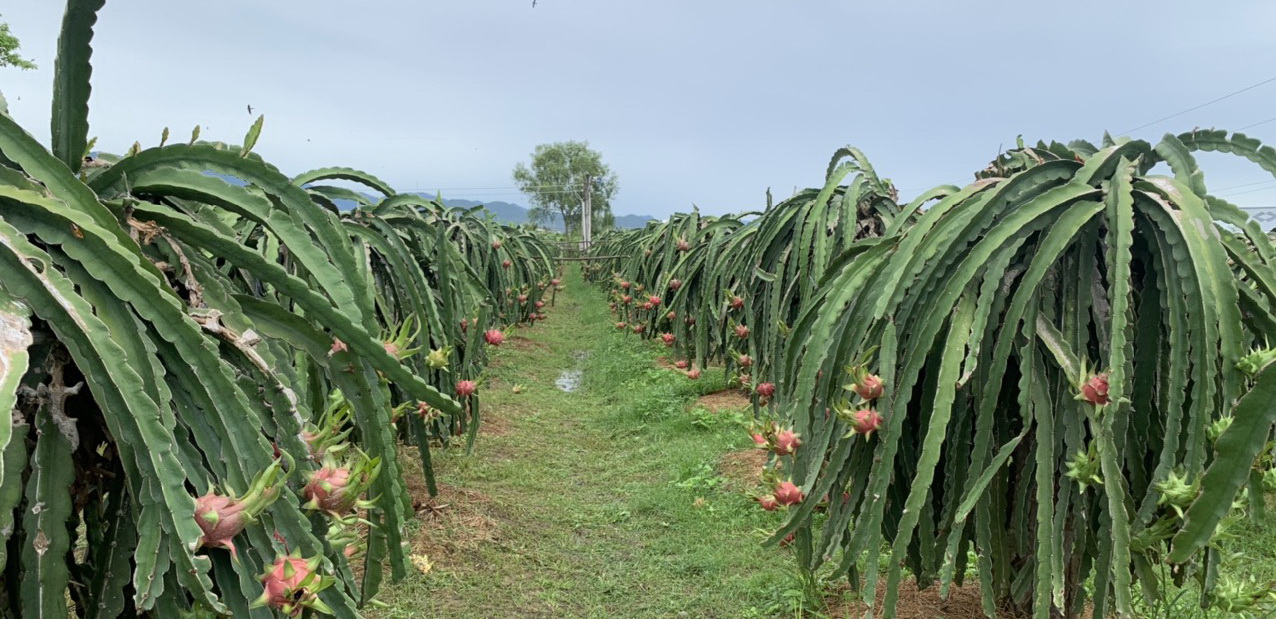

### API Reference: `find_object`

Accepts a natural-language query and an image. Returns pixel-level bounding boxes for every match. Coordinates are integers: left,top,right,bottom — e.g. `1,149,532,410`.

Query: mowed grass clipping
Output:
370,269,805,619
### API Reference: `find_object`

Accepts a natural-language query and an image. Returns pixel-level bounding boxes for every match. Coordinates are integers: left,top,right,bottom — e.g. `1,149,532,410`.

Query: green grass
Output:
369,267,805,619
1134,499,1276,618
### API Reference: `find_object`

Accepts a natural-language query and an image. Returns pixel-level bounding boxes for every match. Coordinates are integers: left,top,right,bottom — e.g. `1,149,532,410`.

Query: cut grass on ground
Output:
370,268,804,619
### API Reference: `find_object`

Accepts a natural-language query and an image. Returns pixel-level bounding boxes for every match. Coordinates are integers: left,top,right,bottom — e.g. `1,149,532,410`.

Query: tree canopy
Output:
0,20,37,70
512,141,618,234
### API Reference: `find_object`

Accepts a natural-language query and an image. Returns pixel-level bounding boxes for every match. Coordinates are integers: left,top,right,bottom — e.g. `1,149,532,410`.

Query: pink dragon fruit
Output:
252,552,333,616
485,329,505,346
194,493,249,557
302,453,381,517
661,333,676,346
773,481,804,506
669,279,682,291
849,409,883,438
773,428,801,456
383,341,400,357
1079,373,1110,405
852,373,884,401
734,324,750,339
456,380,478,397
738,354,752,368
755,382,776,399
194,458,287,557
302,467,355,514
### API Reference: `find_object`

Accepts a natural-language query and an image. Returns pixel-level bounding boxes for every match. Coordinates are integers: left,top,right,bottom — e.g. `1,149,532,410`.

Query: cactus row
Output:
0,1,557,616
591,136,1276,617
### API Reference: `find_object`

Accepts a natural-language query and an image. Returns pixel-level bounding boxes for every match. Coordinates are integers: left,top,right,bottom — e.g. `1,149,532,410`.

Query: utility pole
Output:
582,174,592,252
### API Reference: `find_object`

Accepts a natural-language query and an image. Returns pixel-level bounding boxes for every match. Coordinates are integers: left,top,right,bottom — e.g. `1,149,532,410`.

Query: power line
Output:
1119,75,1276,135
1219,183,1276,198
1212,178,1276,193
1238,115,1276,131
405,181,608,193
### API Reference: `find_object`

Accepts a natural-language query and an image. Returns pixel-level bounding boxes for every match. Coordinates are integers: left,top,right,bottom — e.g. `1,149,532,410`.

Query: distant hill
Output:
436,197,563,229
437,196,655,232
615,214,657,229
198,172,656,230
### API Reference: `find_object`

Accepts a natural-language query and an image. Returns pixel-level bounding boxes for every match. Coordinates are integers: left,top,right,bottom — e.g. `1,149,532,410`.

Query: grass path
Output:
371,268,797,619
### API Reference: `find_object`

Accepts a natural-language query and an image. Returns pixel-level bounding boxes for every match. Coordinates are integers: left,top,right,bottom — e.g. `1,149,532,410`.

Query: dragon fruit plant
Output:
771,138,1276,618
0,4,561,614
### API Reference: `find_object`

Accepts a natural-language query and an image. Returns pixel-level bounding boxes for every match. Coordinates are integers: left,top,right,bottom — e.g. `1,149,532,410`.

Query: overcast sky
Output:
5,2,1276,217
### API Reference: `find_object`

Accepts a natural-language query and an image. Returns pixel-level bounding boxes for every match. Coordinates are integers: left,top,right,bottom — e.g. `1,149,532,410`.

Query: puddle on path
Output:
555,350,589,392
555,369,583,392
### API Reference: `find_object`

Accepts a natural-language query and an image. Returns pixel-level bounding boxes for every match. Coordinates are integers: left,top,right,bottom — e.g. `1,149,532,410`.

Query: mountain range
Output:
436,197,656,231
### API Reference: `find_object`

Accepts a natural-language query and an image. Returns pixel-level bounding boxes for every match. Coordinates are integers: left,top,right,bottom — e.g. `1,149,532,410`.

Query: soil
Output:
717,449,768,491
474,404,513,437
827,579,1019,619
692,388,751,414
505,334,548,353
400,455,501,560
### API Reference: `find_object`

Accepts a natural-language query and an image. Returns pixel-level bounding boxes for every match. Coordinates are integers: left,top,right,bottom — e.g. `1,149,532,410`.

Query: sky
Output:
4,1,1276,219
